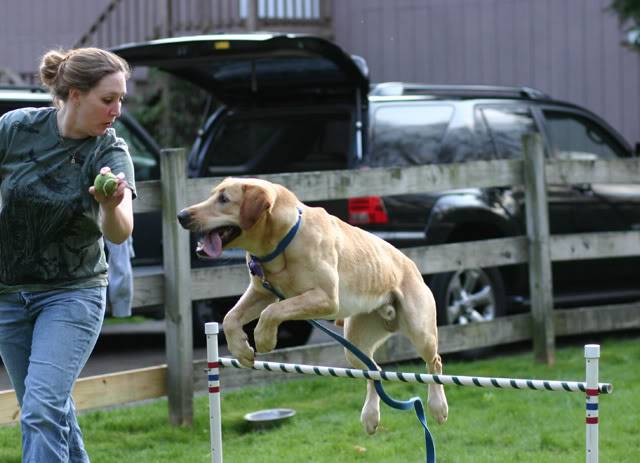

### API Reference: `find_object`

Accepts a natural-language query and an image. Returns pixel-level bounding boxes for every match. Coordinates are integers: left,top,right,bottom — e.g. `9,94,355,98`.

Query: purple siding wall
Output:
333,0,640,146
1,0,112,82
2,0,638,145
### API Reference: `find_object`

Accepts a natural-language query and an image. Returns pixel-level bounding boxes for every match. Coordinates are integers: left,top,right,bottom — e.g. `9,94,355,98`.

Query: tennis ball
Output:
94,171,118,197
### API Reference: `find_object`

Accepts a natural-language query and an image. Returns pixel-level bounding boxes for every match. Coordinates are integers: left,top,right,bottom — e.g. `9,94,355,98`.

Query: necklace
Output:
55,109,91,165
58,134,94,166
56,128,91,165
57,136,85,164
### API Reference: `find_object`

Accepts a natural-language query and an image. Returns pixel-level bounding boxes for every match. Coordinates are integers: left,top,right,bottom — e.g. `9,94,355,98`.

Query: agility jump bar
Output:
217,357,613,394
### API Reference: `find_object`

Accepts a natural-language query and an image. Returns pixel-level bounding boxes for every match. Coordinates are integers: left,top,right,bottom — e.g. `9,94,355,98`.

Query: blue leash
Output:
246,207,436,462
249,264,436,463
308,319,436,463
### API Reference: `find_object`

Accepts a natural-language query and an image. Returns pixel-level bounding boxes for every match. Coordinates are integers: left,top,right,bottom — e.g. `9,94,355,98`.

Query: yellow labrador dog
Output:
177,177,448,433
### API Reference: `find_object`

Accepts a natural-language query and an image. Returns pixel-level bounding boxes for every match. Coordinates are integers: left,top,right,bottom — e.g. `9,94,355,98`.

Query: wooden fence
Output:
1,134,639,426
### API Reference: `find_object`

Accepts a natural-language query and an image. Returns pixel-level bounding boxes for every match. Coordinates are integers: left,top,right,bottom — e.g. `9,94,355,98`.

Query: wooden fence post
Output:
160,147,193,425
522,133,556,365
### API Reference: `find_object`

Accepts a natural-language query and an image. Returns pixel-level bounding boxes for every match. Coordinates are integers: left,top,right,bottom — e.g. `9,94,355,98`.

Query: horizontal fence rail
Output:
131,229,640,307
0,304,626,426
218,357,613,394
130,156,640,308
132,158,640,214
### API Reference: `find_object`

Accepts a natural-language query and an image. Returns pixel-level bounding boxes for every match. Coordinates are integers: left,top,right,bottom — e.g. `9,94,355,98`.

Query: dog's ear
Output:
239,184,272,230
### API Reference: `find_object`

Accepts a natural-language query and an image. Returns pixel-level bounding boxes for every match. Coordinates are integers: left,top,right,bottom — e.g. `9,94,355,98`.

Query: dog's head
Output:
177,177,277,259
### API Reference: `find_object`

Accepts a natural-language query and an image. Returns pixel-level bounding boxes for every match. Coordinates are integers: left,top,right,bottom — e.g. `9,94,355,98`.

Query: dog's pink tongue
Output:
203,232,222,258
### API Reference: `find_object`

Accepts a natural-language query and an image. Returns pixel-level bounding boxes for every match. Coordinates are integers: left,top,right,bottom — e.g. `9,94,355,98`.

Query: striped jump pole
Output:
205,323,223,463
585,344,600,463
205,322,611,462
218,357,612,394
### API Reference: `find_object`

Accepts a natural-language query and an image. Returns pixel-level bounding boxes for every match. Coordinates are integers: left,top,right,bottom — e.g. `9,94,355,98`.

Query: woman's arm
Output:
90,167,134,243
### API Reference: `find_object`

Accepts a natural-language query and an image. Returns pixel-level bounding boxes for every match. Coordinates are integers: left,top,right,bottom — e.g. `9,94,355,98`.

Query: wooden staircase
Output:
75,0,333,49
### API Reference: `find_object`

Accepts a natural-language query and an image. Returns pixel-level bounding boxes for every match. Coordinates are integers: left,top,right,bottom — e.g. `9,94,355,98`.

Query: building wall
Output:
2,0,638,145
0,0,325,82
1,0,112,82
333,0,640,146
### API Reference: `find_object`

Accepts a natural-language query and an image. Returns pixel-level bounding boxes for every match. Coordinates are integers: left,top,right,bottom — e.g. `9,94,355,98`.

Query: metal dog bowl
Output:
244,408,296,429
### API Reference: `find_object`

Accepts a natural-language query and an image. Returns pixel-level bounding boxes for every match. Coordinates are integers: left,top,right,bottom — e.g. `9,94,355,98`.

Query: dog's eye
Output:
218,193,229,204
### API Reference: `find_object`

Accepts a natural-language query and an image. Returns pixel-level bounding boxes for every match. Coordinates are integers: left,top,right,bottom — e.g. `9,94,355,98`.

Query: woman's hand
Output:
89,166,128,209
89,166,134,244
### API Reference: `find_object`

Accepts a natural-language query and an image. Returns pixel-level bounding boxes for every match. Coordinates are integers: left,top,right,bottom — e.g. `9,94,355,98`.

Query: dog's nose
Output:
177,209,192,229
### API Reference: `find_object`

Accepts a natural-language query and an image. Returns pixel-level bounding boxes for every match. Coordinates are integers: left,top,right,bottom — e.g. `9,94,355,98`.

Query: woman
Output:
0,47,135,462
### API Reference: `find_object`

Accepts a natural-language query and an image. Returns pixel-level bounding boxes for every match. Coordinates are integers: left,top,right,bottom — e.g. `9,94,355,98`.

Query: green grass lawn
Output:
102,315,153,326
0,335,637,462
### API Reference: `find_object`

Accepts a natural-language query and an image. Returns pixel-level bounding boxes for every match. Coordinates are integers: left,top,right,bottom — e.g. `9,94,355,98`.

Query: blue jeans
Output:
0,287,106,463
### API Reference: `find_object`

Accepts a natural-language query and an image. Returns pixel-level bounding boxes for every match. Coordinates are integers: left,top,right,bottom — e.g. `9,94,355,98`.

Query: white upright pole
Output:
585,344,600,463
206,322,223,463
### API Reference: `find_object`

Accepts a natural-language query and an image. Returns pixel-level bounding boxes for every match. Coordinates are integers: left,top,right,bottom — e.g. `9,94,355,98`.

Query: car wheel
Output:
430,267,506,357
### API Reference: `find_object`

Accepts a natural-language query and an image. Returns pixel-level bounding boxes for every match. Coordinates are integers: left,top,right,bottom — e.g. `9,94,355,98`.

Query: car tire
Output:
430,267,507,358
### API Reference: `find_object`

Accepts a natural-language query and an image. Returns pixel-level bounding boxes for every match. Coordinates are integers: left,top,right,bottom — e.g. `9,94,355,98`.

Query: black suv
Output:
112,34,640,344
364,82,640,327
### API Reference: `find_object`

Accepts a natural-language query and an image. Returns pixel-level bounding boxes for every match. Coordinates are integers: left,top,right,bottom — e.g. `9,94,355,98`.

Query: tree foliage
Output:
610,0,640,25
129,69,210,151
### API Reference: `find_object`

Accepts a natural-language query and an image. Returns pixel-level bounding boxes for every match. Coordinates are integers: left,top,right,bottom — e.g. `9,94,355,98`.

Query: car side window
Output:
542,110,628,160
477,105,538,159
113,119,160,181
369,104,454,166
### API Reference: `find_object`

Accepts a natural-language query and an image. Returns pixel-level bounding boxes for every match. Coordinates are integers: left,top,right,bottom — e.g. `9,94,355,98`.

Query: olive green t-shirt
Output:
0,107,137,293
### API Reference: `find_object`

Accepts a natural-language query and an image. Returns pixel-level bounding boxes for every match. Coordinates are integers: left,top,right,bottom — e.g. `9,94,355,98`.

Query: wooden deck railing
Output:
75,0,333,49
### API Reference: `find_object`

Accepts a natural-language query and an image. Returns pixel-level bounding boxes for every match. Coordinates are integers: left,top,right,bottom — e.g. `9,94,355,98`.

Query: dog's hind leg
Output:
397,281,449,425
343,312,392,435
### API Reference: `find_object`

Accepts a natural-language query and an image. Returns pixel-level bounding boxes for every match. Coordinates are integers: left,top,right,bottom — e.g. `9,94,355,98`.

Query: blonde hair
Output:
39,47,131,105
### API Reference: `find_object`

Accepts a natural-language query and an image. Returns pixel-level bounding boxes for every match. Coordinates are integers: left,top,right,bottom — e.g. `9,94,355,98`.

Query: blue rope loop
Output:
308,319,436,463
247,263,436,463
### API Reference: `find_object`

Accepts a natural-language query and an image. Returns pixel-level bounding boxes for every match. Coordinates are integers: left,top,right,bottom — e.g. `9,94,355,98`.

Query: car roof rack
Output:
370,82,550,100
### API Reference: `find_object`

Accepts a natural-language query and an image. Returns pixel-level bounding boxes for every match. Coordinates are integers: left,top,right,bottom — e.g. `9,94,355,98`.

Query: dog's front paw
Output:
254,319,278,353
228,337,255,368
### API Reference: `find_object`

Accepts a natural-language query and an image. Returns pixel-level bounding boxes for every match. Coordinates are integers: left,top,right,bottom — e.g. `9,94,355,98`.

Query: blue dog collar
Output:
250,207,303,264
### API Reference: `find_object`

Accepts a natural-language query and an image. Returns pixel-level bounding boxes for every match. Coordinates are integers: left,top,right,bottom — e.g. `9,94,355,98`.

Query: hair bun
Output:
39,49,68,88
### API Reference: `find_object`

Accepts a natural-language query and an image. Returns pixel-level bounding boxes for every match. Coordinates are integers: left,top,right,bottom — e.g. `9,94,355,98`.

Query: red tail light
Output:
348,196,389,225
